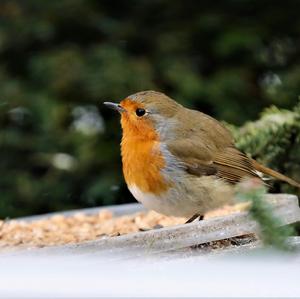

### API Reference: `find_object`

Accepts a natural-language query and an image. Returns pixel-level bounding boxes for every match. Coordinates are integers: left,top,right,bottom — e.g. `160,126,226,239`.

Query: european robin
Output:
104,91,300,221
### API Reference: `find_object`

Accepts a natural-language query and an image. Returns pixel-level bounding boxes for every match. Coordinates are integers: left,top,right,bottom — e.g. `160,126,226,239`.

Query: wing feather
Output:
168,139,260,184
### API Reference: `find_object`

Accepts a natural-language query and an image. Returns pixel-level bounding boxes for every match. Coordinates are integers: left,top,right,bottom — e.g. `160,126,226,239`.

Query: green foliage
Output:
230,101,300,197
1,1,300,217
236,179,295,250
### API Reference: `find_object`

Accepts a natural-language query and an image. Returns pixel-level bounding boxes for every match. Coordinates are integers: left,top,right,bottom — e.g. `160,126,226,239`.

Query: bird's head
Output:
104,91,181,141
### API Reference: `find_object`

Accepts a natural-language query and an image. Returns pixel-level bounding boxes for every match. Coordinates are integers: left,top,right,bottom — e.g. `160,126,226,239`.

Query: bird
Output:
104,90,300,222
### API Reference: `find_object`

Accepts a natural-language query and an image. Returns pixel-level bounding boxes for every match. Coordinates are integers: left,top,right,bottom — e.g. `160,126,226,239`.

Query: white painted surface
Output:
0,248,300,297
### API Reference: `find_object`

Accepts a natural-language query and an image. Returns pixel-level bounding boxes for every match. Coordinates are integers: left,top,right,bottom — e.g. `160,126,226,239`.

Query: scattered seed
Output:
0,204,246,248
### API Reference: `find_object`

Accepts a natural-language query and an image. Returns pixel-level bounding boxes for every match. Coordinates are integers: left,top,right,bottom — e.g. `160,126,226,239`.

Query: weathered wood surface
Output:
3,194,299,258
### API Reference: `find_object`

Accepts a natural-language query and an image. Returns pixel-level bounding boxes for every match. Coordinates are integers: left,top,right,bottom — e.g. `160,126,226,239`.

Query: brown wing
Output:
168,139,260,184
168,138,217,176
213,147,260,184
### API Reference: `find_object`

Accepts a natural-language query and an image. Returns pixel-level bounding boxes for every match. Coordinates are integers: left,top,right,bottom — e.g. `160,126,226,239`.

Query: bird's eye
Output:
135,108,146,117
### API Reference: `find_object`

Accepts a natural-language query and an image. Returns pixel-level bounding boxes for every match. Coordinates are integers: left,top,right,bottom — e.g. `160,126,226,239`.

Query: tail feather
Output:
252,159,300,188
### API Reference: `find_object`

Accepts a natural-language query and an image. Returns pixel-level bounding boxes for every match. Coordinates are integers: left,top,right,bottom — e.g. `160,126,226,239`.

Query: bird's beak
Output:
103,102,126,113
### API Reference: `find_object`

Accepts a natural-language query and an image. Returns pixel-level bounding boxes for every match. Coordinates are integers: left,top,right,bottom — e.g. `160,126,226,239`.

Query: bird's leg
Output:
185,214,200,224
185,214,204,224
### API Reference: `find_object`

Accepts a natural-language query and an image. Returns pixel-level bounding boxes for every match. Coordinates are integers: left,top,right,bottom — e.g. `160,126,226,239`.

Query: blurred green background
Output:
1,0,300,218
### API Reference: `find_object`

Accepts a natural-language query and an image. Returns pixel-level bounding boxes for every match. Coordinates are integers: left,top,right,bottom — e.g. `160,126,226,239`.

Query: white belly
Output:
128,184,194,217
128,175,234,217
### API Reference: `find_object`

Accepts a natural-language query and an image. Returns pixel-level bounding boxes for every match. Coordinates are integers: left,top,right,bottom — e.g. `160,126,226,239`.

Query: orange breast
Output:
121,115,170,194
